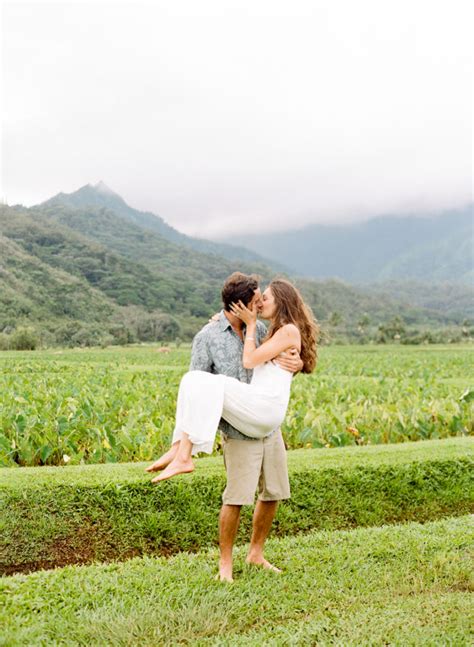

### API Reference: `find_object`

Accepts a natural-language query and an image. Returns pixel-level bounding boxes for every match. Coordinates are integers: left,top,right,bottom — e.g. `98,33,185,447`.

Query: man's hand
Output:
274,348,303,374
208,313,220,323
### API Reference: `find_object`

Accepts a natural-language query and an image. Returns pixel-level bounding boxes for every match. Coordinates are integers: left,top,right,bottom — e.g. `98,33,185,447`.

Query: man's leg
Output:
219,435,262,581
218,504,241,582
246,429,290,572
246,500,281,571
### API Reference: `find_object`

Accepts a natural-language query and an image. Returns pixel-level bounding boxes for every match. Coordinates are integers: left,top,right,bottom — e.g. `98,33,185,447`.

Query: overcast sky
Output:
1,0,472,237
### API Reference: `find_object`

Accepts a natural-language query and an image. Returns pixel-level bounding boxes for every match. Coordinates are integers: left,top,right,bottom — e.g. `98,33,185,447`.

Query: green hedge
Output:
1,516,472,645
1,438,472,575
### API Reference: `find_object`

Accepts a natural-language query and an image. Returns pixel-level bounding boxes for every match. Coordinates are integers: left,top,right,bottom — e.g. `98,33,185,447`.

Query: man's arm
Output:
274,348,304,374
189,330,213,372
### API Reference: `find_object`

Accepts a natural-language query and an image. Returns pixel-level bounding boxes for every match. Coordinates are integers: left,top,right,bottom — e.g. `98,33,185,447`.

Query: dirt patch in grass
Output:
1,522,205,576
1,521,137,576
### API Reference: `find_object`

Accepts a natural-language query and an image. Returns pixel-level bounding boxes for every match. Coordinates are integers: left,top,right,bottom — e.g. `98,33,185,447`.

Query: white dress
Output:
171,361,293,455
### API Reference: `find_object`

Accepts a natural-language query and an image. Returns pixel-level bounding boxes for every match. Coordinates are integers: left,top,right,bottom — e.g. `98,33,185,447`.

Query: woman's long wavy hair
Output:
265,279,319,373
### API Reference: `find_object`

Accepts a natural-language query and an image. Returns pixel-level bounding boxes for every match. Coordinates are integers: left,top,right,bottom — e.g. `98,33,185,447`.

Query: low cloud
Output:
2,0,472,236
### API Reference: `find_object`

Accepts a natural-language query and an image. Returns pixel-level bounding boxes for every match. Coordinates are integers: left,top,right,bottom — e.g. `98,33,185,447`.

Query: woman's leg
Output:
145,441,180,473
147,370,276,482
151,433,195,482
149,370,226,482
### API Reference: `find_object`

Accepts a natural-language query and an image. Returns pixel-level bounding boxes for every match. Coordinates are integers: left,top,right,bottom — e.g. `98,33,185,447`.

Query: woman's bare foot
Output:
245,555,282,573
145,446,178,473
151,458,194,482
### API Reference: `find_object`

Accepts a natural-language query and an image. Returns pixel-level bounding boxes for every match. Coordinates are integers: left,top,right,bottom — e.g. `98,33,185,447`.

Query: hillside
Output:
34,202,275,294
1,190,470,348
0,233,119,326
40,182,282,266
223,205,473,284
0,203,277,343
294,277,456,328
360,280,474,320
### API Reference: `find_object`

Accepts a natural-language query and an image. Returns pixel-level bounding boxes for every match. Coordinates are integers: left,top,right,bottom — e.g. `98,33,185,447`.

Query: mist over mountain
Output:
221,206,473,284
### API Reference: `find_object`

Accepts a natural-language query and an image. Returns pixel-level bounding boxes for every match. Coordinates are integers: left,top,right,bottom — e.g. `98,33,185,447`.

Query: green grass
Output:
1,438,472,575
1,515,472,646
1,344,472,466
1,435,472,488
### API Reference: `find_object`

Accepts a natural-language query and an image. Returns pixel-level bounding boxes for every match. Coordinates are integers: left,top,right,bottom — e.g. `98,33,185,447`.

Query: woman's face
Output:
260,287,276,320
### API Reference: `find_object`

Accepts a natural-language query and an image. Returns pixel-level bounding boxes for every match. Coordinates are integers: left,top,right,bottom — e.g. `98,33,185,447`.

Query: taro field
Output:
0,344,472,467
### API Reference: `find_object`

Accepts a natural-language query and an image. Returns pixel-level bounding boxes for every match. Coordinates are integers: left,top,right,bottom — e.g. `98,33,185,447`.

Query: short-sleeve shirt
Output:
190,310,268,440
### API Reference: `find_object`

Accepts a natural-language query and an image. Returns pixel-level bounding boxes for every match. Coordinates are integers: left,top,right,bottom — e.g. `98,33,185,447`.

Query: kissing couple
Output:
147,272,319,580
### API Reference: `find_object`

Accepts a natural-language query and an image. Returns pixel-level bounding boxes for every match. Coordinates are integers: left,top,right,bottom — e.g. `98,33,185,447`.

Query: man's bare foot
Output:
151,458,194,482
245,555,282,573
145,446,178,473
218,561,234,583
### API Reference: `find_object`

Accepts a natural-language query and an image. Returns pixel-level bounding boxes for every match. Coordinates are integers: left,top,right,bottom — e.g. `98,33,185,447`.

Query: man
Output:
190,272,302,581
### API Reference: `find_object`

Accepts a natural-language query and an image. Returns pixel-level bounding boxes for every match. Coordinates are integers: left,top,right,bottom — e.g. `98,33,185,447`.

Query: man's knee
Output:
219,503,242,527
253,499,279,520
256,499,278,509
220,503,242,517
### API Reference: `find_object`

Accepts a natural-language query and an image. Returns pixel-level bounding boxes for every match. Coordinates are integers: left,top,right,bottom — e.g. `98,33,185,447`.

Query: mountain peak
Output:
39,182,128,212
70,181,126,204
71,181,122,200
94,181,117,196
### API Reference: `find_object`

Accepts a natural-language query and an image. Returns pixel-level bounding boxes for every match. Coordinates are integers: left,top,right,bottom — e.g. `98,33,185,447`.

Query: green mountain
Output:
0,202,279,344
1,187,470,349
294,277,456,329
40,182,281,265
34,202,273,299
223,206,473,284
0,232,119,325
358,280,474,320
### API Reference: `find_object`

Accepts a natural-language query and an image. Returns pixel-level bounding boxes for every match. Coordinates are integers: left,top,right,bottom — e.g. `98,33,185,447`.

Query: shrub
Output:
108,324,135,345
0,333,10,350
9,327,38,350
71,326,112,348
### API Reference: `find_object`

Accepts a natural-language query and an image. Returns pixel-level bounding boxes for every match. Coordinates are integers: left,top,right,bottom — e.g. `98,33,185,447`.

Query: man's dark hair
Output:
221,272,260,311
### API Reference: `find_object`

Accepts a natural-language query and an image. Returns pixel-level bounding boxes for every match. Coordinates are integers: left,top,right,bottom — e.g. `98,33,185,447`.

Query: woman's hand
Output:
230,300,257,326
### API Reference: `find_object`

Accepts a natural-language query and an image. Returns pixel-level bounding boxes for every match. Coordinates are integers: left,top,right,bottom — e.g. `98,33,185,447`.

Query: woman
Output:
147,279,318,482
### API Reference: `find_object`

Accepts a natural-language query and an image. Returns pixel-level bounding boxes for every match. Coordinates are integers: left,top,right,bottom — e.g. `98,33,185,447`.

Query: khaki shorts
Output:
221,429,291,505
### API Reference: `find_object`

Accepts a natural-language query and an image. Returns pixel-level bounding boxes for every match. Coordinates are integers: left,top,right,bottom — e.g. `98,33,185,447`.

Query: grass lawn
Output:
2,438,472,574
1,515,472,646
2,436,472,488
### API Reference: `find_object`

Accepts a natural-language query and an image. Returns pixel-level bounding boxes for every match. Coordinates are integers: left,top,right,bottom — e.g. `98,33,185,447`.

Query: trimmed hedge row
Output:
1,516,472,645
1,438,473,575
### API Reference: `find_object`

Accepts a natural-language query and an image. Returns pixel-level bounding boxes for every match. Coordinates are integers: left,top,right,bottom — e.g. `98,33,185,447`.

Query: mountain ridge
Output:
221,205,473,283
1,185,471,347
39,183,286,268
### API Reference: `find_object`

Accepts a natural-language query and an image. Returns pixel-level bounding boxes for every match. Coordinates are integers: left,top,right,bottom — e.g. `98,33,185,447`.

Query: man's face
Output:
248,288,263,314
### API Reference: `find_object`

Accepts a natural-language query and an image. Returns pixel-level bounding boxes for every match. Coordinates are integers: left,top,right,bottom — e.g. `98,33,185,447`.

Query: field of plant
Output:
0,344,472,466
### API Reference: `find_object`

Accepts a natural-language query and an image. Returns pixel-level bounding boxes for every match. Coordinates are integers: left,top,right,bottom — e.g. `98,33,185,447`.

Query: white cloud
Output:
1,0,472,236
